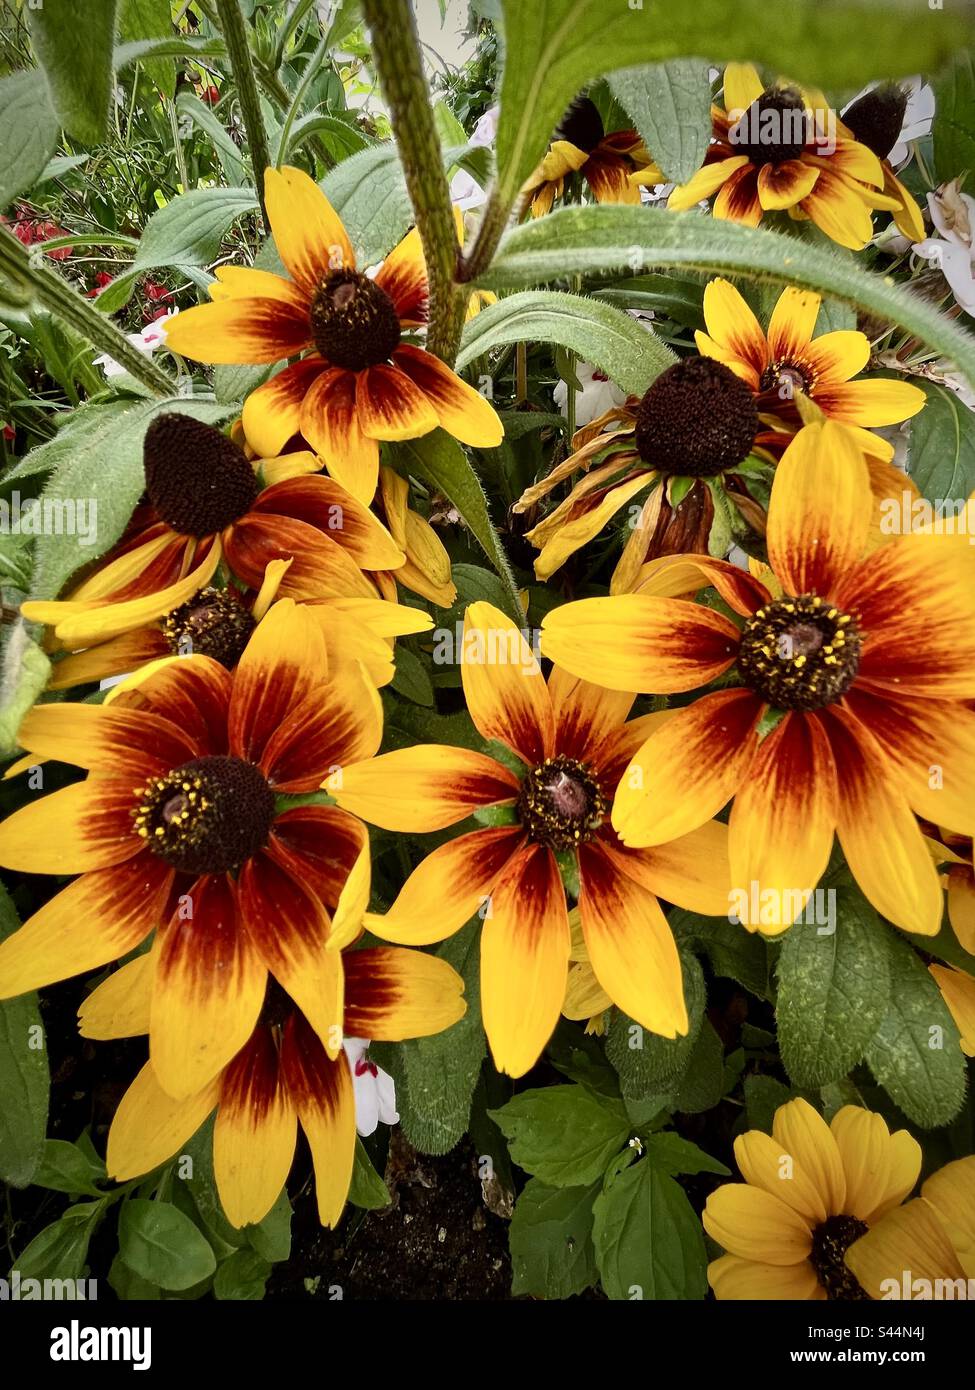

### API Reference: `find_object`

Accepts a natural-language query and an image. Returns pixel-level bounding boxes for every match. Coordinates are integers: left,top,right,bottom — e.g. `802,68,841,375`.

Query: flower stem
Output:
215,0,273,229
362,0,463,365
0,226,177,397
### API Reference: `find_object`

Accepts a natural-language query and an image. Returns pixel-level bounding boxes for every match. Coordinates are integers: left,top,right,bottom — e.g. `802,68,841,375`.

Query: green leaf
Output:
0,624,52,756
592,1160,707,1301
32,1139,106,1197
906,381,975,507
0,70,60,210
0,879,48,1187
605,948,705,1101
348,1138,391,1210
373,922,486,1155
509,1178,600,1298
285,113,372,164
213,1249,272,1301
15,1202,106,1283
322,146,412,267
608,61,712,185
490,1083,631,1187
932,52,975,183
672,909,770,999
29,0,118,147
132,188,260,272
390,432,523,624
743,1074,796,1134
776,884,891,1088
175,91,247,186
114,36,227,69
119,0,176,99
493,0,970,209
642,1132,730,1178
481,205,975,392
391,646,434,706
674,1020,726,1115
864,934,966,1129
456,290,675,396
29,398,236,601
109,1253,162,1300
118,1198,217,1292
244,1189,292,1263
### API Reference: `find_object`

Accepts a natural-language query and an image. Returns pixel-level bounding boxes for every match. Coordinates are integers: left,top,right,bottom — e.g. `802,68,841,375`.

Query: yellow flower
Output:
705,1097,921,1300
523,96,662,217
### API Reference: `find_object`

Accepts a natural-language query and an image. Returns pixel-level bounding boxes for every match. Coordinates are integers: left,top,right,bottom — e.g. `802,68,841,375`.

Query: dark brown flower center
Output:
163,586,255,668
133,754,275,873
810,1214,871,1300
517,755,606,852
634,357,759,478
555,95,605,154
843,83,908,162
143,413,259,537
738,595,862,711
730,85,807,166
310,268,401,370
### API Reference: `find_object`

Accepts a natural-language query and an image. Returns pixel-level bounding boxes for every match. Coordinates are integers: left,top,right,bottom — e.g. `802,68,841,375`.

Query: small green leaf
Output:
348,1138,391,1210
672,909,770,1000
906,381,975,507
932,52,975,183
864,934,966,1129
606,948,705,1101
642,1132,730,1178
15,1202,106,1282
0,624,52,757
132,188,260,273
491,1083,631,1187
118,1198,217,1292
592,1160,707,1301
175,91,247,186
743,1074,796,1135
243,1189,293,1263
391,646,434,706
213,1249,272,1301
674,1020,725,1115
509,1178,600,1298
0,70,60,210
609,61,712,185
0,879,49,1187
119,0,176,99
30,0,118,147
32,1139,106,1197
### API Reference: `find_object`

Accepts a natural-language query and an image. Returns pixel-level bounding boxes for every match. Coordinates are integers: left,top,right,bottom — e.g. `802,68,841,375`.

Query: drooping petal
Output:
298,367,379,504
356,362,440,441
708,1253,823,1300
0,853,172,998
541,594,740,695
728,712,837,934
343,946,466,1040
264,164,354,295
393,344,504,447
577,838,687,1038
78,954,153,1040
612,689,762,847
107,1062,219,1182
333,745,520,832
481,843,570,1078
461,601,554,765
214,1024,298,1228
223,513,377,601
368,825,525,945
241,358,327,458
280,1014,355,1227
150,874,266,1100
253,474,404,570
47,629,168,692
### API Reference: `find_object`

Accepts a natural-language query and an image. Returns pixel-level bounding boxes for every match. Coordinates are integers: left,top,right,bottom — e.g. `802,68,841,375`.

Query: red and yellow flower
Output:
541,420,975,934
839,82,926,243
695,278,925,461
81,944,465,1228
523,96,662,217
164,166,503,504
331,601,732,1078
664,64,896,250
705,1097,921,1300
0,600,381,1102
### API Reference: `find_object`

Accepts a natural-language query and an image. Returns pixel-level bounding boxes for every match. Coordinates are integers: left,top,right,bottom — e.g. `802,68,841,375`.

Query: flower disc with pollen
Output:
731,85,807,165
134,754,275,875
738,595,862,711
517,754,606,852
163,587,256,668
634,357,759,478
310,268,401,371
143,413,259,537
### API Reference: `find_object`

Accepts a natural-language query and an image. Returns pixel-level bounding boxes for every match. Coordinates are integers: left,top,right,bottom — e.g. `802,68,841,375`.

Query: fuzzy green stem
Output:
362,0,463,365
216,0,273,229
0,226,177,396
457,184,515,285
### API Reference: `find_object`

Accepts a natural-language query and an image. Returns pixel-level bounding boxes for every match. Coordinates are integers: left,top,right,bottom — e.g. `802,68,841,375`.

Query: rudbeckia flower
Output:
523,96,662,217
929,963,975,1056
81,950,464,1227
163,166,503,503
841,82,926,242
695,279,926,462
705,1097,921,1300
332,601,733,1078
20,413,408,650
542,420,975,934
0,601,382,1102
515,355,792,581
846,1155,975,1297
664,64,894,249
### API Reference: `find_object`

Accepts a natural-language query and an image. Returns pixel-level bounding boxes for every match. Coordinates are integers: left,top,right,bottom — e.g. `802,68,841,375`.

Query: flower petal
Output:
708,1253,822,1300
373,226,428,324
214,1024,298,1228
547,665,636,765
845,1200,967,1299
228,598,329,766
78,955,153,1040
264,165,354,295
815,376,927,427
393,343,504,447
621,818,734,917
767,287,821,363
700,277,768,377
241,358,326,458
668,155,749,210
298,367,379,504
343,946,466,1040
830,1104,920,1225
713,165,763,226
356,362,440,442
734,1127,829,1225
757,159,819,210
333,745,520,832
0,779,142,873
772,1097,846,1214
107,1062,218,1182
280,1015,355,1227
462,601,554,765
704,1183,813,1264
163,298,312,365
260,663,382,791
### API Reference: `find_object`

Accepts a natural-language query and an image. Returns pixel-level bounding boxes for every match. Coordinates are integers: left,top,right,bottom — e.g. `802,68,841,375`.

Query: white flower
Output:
554,360,626,427
93,307,179,379
913,181,975,315
449,104,499,210
343,1037,398,1137
888,78,935,167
